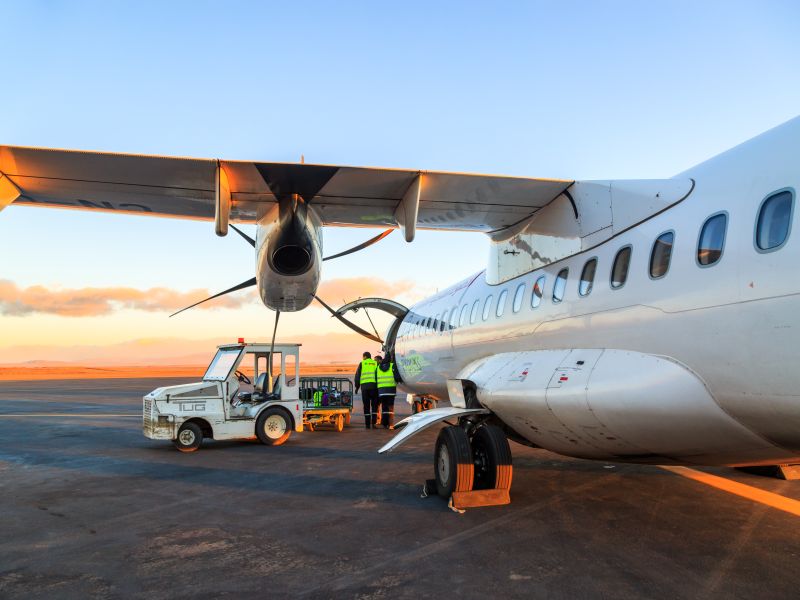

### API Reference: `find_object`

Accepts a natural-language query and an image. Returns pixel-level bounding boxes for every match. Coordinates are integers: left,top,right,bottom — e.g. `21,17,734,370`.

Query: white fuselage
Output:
393,118,800,467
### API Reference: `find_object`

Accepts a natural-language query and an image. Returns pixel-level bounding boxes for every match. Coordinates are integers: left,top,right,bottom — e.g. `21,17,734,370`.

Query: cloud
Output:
0,280,251,317
0,277,431,318
316,277,426,305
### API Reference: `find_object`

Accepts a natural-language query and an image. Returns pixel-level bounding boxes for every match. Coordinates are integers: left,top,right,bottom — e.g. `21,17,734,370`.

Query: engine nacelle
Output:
255,198,322,312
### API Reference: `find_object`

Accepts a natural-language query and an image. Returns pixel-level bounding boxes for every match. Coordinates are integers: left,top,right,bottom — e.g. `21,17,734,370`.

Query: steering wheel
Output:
235,370,251,385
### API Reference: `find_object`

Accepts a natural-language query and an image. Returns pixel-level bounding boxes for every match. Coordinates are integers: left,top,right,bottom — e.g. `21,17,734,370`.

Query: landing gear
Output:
471,425,513,491
434,426,474,497
432,423,513,508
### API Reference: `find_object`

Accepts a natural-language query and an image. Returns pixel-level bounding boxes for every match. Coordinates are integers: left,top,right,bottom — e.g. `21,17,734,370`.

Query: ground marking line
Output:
0,413,140,418
660,466,800,517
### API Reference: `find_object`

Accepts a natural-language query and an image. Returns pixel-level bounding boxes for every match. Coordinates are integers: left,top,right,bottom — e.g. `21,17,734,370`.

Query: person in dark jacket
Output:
354,351,378,428
376,353,401,429
373,355,383,426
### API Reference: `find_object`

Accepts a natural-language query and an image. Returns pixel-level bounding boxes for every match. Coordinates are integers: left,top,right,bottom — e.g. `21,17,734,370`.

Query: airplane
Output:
1,116,798,505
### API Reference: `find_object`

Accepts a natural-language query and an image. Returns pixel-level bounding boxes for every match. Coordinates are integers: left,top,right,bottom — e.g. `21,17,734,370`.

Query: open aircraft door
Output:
332,297,409,355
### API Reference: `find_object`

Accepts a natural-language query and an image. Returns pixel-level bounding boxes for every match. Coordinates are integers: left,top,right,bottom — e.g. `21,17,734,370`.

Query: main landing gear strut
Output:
429,421,513,510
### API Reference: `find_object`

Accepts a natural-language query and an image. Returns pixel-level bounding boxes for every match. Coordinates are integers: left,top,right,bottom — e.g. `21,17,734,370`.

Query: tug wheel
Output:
173,422,203,453
434,426,474,498
471,425,513,490
256,408,292,446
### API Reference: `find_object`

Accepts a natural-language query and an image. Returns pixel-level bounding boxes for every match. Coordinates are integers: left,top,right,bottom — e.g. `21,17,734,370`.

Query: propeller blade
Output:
314,295,384,344
169,277,257,317
323,229,394,261
230,224,256,247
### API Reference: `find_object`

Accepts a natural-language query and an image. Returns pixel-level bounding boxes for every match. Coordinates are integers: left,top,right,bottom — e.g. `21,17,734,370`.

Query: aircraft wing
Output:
0,146,572,235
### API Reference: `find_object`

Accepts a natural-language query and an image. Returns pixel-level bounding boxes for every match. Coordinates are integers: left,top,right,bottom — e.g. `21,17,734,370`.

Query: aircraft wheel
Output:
471,425,513,490
256,408,292,446
434,426,474,498
173,422,203,453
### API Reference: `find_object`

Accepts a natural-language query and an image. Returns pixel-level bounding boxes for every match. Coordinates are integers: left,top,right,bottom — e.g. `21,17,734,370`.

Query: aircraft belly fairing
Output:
457,349,791,466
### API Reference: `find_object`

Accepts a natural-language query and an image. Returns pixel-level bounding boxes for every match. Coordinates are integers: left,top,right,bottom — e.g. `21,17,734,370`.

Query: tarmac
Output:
0,377,799,599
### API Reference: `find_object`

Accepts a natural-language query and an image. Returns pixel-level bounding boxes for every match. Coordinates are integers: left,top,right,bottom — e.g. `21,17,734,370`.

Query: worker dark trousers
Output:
361,385,378,428
380,394,395,428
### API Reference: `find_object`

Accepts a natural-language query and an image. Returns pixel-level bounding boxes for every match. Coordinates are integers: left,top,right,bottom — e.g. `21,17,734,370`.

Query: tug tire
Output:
256,408,292,446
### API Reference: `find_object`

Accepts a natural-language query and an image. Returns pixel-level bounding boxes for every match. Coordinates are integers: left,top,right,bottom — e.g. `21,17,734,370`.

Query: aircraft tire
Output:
173,422,203,453
471,425,513,490
256,408,292,446
434,426,474,498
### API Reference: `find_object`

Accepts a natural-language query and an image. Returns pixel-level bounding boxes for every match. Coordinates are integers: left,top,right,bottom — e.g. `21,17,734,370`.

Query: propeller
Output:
169,277,257,318
314,295,383,344
323,229,393,261
169,226,394,319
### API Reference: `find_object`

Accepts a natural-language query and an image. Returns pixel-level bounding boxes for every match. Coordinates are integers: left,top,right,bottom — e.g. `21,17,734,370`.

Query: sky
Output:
1,0,799,365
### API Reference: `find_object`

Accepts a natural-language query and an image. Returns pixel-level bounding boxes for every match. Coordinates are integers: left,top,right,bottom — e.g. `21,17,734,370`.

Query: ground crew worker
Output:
374,355,383,426
354,352,378,428
376,354,401,429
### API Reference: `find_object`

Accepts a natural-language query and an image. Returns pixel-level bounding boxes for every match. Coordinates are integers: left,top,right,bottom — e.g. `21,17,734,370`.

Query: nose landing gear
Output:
431,423,513,509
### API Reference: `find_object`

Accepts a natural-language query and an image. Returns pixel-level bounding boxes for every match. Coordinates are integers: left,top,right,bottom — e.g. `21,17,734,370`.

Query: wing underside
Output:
0,145,573,234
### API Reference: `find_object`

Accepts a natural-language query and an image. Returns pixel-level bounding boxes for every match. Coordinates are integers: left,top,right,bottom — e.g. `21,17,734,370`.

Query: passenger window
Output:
553,268,568,303
432,318,439,333
531,276,545,308
482,295,494,321
439,314,446,333
496,290,508,318
611,246,632,288
650,231,674,279
579,258,597,296
697,213,727,266
449,307,458,329
425,317,432,331
470,299,480,324
756,190,793,251
512,283,525,313
459,304,468,327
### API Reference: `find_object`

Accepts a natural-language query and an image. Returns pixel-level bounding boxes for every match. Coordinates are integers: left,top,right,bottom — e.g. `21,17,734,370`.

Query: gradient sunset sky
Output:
1,1,799,365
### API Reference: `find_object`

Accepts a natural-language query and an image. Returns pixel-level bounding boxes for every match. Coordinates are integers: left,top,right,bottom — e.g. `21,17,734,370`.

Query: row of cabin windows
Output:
405,189,794,338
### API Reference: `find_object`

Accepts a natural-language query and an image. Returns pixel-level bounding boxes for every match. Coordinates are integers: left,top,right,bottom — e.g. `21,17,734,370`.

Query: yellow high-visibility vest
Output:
377,363,395,389
359,359,377,385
